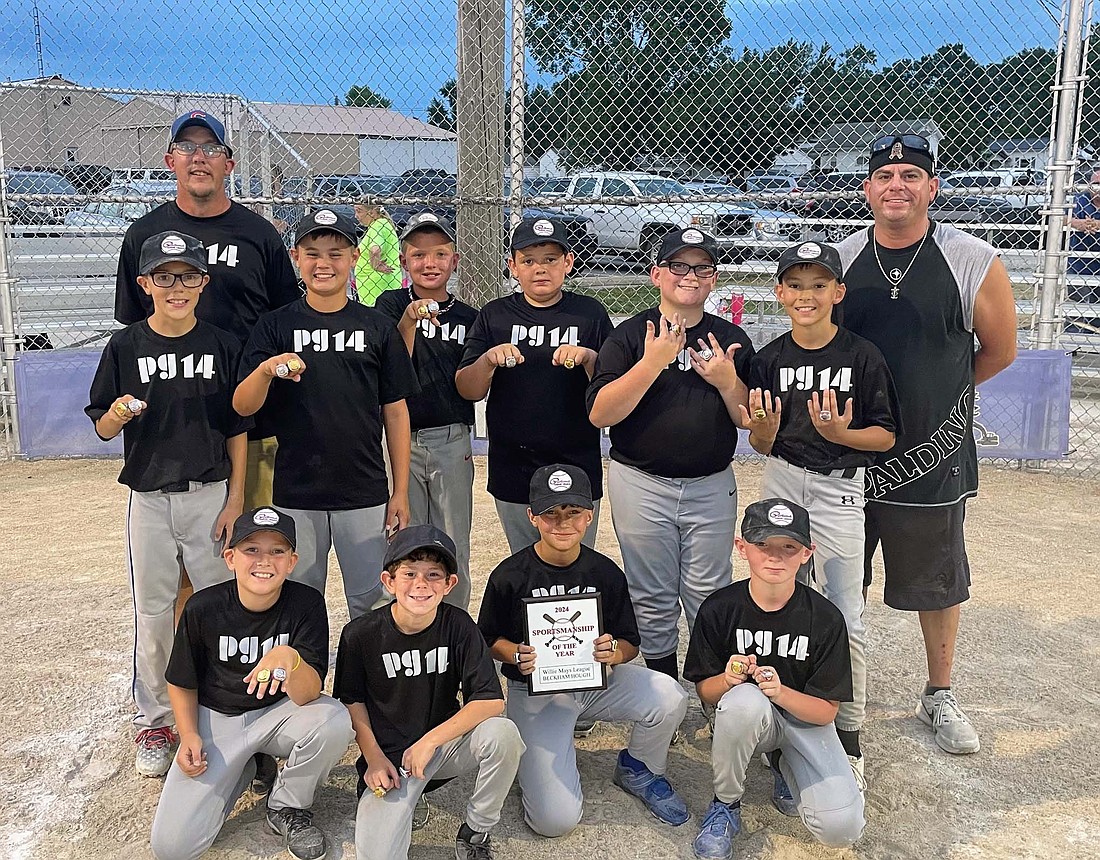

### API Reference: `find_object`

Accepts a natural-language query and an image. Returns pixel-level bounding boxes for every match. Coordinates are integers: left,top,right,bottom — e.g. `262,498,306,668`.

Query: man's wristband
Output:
291,649,302,672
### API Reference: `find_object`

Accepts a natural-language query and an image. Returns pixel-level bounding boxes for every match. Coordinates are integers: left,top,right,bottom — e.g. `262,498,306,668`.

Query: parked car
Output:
5,170,81,225
63,181,177,229
945,169,1046,211
111,167,176,184
549,171,797,262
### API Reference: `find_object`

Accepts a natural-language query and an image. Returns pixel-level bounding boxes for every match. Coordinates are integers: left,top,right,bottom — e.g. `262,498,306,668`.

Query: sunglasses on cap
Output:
870,134,932,154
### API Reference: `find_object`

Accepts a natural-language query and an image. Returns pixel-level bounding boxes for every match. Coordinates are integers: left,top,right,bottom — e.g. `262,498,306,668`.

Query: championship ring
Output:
274,363,290,378
417,304,430,317
287,358,303,374
272,667,288,682
699,348,714,361
670,324,683,336
753,408,767,421
372,786,386,798
126,399,144,414
729,659,745,675
113,402,130,419
256,669,272,684
760,669,774,682
819,410,832,422
563,358,575,369
504,355,517,368
426,300,440,314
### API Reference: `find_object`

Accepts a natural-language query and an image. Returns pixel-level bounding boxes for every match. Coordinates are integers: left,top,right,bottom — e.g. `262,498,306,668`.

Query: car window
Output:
10,173,78,194
602,178,635,198
122,201,147,220
572,178,599,198
633,178,690,197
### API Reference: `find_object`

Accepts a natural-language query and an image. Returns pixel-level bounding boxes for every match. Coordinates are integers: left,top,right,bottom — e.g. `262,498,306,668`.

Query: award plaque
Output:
522,592,606,695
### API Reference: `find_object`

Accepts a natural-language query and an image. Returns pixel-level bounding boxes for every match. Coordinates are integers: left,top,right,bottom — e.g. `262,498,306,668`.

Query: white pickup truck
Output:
554,172,799,262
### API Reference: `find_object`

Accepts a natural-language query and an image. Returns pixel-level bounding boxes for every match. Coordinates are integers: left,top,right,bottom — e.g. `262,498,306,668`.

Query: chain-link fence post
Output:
0,117,23,457
507,0,527,241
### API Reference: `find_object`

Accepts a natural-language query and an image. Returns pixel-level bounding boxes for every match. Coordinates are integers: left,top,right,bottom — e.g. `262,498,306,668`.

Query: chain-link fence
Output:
1,0,1098,473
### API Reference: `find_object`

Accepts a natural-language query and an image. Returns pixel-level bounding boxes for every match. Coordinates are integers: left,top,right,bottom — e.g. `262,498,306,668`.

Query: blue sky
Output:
1,0,1060,119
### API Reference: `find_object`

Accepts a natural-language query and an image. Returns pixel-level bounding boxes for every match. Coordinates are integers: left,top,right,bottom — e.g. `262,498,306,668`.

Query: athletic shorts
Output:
863,498,971,611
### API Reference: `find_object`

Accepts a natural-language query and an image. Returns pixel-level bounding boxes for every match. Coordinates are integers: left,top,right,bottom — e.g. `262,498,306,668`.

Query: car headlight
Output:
691,214,714,228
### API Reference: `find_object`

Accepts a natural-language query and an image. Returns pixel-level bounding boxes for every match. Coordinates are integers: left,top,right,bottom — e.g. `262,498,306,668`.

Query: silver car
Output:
64,181,177,229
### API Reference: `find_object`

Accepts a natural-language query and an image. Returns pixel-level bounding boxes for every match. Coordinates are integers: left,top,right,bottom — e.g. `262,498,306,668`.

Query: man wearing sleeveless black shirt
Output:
114,110,300,511
836,134,1017,755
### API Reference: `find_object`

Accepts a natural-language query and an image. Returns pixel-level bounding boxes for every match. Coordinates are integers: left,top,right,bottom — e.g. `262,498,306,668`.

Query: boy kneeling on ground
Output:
684,499,864,860
333,525,524,860
151,507,353,860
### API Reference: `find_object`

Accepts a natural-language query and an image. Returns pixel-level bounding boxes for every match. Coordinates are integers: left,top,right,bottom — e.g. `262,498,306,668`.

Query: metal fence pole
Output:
507,0,527,239
0,116,23,457
1037,0,1090,349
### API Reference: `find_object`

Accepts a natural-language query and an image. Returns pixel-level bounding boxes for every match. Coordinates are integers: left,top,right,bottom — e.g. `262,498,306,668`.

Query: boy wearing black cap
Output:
375,213,479,610
235,209,420,618
684,499,864,860
587,228,753,683
743,241,899,788
87,230,252,777
333,524,524,860
456,218,613,552
150,507,353,860
477,464,689,837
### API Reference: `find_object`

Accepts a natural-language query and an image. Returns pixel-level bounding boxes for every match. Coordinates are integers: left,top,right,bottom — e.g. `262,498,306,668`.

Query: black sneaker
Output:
267,806,327,860
455,828,494,860
573,718,597,738
251,753,278,796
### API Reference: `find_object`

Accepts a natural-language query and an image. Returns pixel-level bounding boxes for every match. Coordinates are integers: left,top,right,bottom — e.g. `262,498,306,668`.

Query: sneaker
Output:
692,800,741,860
412,794,431,831
573,718,597,738
612,749,690,826
916,689,980,755
267,806,327,860
134,726,178,778
848,755,866,794
455,829,494,860
762,754,798,817
251,753,278,796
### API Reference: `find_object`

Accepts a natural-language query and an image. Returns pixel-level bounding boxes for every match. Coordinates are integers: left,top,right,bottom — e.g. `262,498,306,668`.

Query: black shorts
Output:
863,498,971,611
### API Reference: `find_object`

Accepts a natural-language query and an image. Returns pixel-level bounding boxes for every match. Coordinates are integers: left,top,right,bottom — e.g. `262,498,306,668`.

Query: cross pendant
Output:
890,285,900,300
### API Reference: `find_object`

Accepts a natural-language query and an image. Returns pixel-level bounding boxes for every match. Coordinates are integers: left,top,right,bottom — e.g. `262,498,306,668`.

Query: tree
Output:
345,85,392,109
427,79,457,131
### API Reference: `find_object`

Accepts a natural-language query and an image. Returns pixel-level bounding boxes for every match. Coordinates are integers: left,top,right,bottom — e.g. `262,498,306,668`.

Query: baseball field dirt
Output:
1,458,1097,860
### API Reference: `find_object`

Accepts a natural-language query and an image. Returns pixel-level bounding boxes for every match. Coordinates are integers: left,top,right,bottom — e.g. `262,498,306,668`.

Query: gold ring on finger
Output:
114,402,130,419
256,669,271,684
417,305,430,317
753,409,767,421
670,324,683,336
563,358,575,369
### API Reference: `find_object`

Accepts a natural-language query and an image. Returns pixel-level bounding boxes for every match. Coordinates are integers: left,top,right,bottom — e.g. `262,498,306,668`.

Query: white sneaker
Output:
916,689,980,754
134,726,178,777
847,755,866,793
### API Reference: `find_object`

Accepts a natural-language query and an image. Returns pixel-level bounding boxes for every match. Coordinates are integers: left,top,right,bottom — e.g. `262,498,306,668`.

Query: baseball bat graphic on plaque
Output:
522,592,607,695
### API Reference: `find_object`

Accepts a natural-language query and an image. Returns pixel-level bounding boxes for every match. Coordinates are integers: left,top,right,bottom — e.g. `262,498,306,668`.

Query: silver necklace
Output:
408,284,453,317
873,227,929,299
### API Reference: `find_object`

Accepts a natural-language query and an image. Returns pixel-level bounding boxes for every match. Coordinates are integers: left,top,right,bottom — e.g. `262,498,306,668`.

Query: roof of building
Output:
802,120,943,154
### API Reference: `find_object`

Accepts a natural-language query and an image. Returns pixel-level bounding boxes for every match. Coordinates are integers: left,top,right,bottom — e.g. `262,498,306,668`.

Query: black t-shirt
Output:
587,308,755,478
374,288,478,431
165,580,330,717
457,291,613,504
86,320,253,492
239,298,420,510
477,544,641,683
683,579,852,709
749,328,900,470
332,602,503,768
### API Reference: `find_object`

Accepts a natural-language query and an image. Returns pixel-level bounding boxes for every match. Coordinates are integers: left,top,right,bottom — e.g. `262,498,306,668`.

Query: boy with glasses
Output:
87,231,252,777
587,228,754,683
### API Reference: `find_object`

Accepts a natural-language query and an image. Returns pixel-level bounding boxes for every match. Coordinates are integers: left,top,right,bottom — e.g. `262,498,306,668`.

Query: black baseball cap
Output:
400,211,456,243
776,241,843,282
654,227,719,266
138,231,208,275
741,498,812,548
384,524,459,577
293,209,360,246
511,217,571,253
867,133,936,177
168,110,233,156
529,464,594,516
228,507,297,549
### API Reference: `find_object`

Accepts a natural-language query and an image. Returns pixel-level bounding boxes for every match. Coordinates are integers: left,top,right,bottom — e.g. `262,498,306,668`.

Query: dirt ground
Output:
1,458,1098,860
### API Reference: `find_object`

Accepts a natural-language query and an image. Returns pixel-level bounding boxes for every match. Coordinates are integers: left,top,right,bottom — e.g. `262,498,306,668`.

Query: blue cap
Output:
168,110,232,156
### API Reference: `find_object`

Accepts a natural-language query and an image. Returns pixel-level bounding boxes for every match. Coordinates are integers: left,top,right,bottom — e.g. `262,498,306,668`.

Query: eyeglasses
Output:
170,141,230,158
661,261,718,279
870,134,932,155
149,271,205,288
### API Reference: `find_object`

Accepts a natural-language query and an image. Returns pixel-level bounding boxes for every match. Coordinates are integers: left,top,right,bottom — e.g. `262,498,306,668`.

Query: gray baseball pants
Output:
711,684,864,848
150,695,353,860
283,504,388,619
506,664,687,837
761,457,867,732
408,424,474,611
494,498,602,555
607,460,737,660
127,480,233,731
354,717,524,859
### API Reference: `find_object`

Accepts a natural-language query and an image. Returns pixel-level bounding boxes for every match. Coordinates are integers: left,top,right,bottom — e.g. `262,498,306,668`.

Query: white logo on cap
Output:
796,242,822,259
682,229,704,244
416,213,439,223
533,219,555,236
767,504,794,526
161,235,187,255
547,470,573,492
314,209,338,225
253,508,280,526
890,142,904,160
